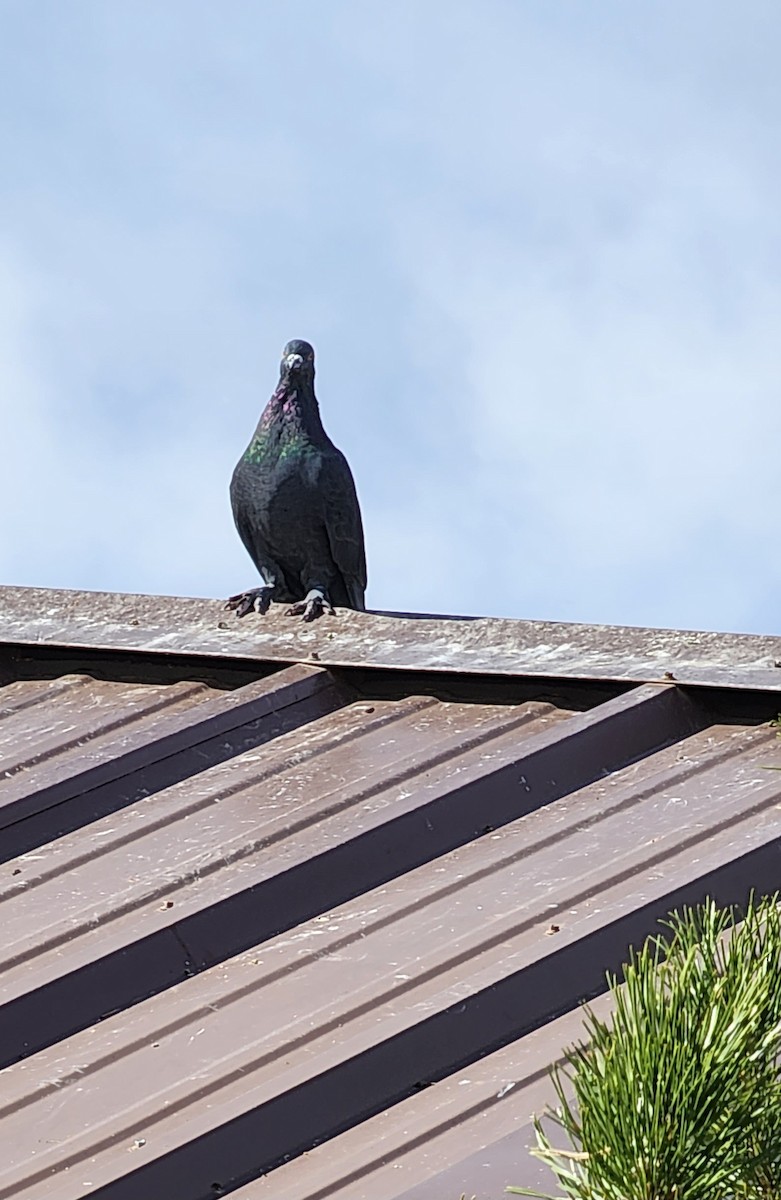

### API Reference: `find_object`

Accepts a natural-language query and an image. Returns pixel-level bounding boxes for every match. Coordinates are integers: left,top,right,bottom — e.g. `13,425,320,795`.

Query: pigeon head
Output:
280,339,315,384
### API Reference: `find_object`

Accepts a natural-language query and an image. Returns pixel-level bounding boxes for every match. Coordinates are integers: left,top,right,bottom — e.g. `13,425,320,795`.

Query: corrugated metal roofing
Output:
1,586,781,1199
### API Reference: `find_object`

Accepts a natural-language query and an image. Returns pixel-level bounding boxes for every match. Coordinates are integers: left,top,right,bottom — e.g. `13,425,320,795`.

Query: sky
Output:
0,1,779,634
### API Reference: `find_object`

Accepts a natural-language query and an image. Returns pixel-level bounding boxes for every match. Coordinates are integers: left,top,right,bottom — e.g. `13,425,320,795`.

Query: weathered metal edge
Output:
1,585,780,690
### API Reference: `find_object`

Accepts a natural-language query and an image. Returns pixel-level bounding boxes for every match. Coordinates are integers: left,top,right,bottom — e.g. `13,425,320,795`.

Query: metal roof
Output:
2,584,781,689
1,585,780,1199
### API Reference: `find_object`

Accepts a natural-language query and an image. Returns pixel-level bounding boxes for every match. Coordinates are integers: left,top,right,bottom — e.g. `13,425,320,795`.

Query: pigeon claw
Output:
286,590,335,622
225,587,273,618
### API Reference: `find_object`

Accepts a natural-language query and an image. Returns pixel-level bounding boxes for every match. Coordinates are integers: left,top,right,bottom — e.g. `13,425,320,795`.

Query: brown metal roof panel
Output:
81,837,781,1199
0,694,566,1010
237,997,614,1199
2,585,781,689
393,1127,553,1200
0,674,215,789
0,685,693,1067
1,700,775,1198
0,665,349,860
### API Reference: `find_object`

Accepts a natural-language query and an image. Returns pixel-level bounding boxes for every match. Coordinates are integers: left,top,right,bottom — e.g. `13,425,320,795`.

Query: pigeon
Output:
227,339,367,622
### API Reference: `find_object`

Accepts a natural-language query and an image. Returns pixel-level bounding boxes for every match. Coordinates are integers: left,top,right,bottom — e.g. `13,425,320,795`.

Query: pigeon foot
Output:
225,586,274,618
286,589,335,622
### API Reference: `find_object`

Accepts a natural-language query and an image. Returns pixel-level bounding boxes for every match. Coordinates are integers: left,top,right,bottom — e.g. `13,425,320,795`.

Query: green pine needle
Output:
507,894,781,1200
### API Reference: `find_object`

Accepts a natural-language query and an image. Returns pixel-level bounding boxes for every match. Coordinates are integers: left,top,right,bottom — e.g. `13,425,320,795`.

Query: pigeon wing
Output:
322,449,367,610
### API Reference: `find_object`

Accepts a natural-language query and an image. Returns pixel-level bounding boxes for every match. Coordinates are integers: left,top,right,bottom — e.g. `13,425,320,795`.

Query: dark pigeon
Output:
227,339,367,622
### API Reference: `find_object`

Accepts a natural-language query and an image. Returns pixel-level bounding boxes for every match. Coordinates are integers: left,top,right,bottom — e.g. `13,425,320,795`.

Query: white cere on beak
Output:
284,353,305,370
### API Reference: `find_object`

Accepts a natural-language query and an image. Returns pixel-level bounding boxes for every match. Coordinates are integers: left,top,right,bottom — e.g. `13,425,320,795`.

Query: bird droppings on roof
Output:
0,585,780,688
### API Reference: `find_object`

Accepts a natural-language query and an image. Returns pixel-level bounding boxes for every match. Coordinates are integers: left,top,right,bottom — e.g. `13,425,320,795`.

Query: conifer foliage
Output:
510,895,781,1200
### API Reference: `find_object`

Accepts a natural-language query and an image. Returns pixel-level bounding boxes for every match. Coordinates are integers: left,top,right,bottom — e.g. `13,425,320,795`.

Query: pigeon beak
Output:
284,353,305,372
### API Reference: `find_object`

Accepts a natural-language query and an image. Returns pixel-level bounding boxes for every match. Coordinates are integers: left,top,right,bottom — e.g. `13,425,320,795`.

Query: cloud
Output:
344,1,781,629
0,1,779,634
